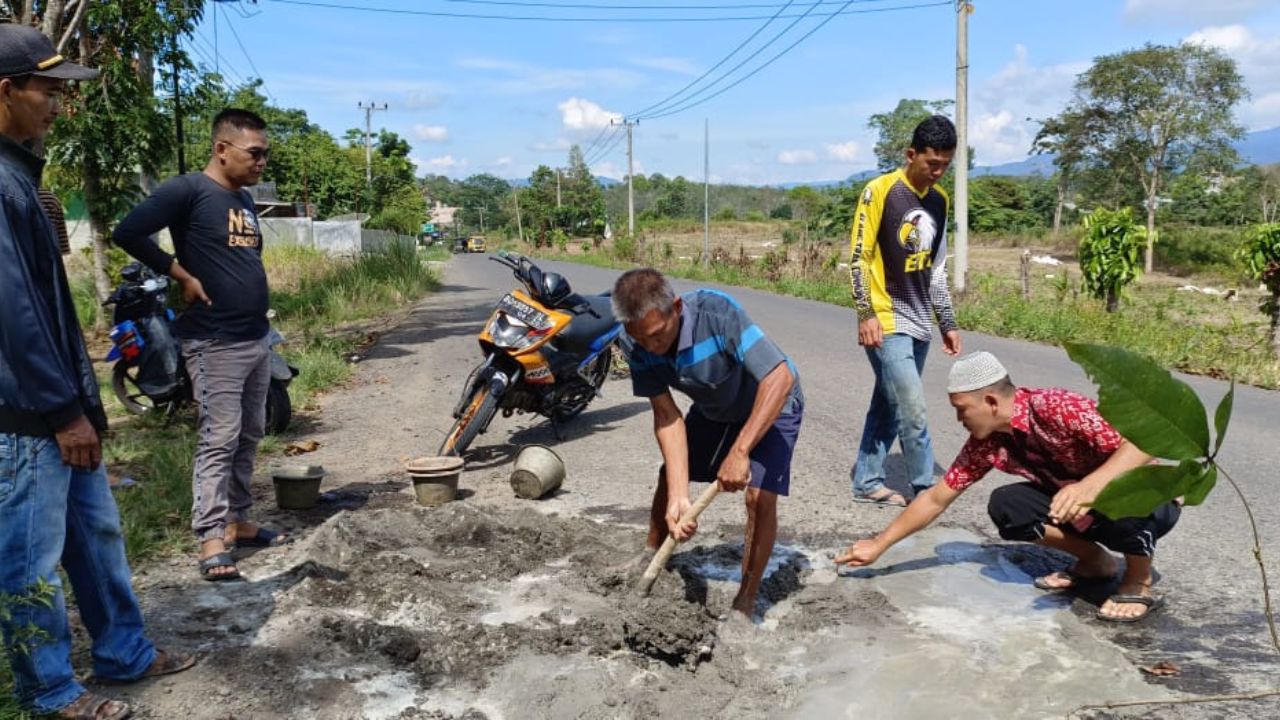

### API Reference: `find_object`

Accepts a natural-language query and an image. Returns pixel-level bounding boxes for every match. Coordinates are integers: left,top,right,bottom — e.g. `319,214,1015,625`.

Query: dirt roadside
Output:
86,256,1274,720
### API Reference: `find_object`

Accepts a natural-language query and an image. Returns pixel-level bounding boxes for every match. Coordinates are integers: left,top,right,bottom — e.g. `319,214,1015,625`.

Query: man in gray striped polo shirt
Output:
614,268,803,621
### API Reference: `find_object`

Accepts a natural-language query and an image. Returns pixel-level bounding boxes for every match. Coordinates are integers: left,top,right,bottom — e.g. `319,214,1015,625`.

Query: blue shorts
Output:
681,397,803,497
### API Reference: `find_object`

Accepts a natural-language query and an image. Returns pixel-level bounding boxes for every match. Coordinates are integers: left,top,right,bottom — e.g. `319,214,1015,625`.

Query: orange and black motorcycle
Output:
439,252,622,456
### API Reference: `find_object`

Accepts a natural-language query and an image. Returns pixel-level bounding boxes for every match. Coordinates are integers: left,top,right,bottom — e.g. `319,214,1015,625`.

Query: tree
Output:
868,99,954,172
1064,43,1247,272
560,145,606,236
1238,223,1280,360
39,1,206,323
1079,207,1146,312
1032,107,1098,235
968,177,1042,233
786,185,830,243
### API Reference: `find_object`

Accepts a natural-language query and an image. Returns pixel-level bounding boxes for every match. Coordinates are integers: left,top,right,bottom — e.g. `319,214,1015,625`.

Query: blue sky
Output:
194,0,1280,185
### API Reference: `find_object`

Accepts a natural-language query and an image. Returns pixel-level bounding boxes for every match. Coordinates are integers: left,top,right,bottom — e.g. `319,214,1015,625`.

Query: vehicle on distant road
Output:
466,235,488,253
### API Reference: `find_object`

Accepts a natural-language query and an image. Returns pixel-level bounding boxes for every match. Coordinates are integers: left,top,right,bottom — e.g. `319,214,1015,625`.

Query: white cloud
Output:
412,124,449,142
456,56,643,94
630,56,700,76
558,97,623,131
825,141,861,163
421,155,466,172
529,138,571,153
777,149,818,165
970,44,1088,165
590,161,640,181
493,156,513,168
1185,24,1280,129
404,89,444,110
1125,0,1269,24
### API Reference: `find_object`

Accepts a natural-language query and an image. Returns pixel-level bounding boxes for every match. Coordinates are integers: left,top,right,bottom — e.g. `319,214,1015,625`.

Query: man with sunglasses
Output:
114,108,288,582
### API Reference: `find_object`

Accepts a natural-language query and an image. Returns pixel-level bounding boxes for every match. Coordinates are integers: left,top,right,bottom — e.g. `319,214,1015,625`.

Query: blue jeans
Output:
0,433,155,714
852,334,935,496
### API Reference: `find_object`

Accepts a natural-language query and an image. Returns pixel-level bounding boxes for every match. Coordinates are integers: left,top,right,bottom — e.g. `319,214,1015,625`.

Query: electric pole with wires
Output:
954,1,972,293
612,118,639,237
357,100,388,190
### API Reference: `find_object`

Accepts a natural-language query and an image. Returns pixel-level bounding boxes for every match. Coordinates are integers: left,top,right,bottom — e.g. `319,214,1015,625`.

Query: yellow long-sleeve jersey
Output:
848,169,957,341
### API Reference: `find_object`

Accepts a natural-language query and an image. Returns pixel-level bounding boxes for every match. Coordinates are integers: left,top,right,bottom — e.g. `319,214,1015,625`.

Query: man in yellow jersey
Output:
848,115,962,506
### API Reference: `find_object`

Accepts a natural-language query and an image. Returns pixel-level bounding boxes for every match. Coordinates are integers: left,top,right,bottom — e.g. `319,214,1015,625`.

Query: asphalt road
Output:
428,252,1280,714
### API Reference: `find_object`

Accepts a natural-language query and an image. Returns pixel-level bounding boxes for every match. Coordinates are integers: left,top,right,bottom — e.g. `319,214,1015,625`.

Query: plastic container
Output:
272,465,326,509
406,455,465,507
509,445,565,500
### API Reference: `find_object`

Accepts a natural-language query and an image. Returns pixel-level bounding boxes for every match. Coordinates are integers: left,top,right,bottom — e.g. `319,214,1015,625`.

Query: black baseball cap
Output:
0,24,98,80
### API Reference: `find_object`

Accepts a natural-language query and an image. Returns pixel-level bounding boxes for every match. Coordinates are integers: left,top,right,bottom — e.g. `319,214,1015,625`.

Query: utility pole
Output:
954,1,972,293
514,189,525,244
613,118,639,237
703,118,710,268
357,101,388,190
556,169,562,209
173,39,186,174
476,206,486,235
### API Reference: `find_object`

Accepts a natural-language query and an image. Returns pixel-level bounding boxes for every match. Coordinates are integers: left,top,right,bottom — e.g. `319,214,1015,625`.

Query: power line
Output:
642,0,951,120
580,122,617,160
634,0,818,119
219,3,277,101
585,127,626,165
189,29,249,86
264,0,950,22
438,0,900,9
627,0,797,119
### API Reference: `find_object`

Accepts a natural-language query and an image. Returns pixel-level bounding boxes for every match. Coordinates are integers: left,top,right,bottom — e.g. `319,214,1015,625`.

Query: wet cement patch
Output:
126,508,1183,719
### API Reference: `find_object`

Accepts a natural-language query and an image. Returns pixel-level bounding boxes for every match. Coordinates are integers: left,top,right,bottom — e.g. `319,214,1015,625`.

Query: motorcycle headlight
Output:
489,312,537,349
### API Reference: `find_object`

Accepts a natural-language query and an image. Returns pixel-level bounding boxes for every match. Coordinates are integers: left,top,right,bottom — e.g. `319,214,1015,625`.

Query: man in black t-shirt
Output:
115,108,288,581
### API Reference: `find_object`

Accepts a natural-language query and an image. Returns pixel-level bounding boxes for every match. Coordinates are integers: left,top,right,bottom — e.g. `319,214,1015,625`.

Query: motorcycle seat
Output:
557,293,619,354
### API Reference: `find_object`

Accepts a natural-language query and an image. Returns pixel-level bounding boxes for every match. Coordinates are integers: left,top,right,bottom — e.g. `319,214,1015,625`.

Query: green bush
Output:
1156,225,1244,278
745,210,767,222
714,207,738,221
1079,207,1146,312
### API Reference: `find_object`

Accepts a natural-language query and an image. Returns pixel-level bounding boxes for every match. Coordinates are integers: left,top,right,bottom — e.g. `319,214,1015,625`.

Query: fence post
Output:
1020,249,1031,300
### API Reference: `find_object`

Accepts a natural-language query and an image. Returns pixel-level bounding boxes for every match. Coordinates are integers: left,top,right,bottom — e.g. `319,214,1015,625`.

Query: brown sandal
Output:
139,648,197,679
58,691,131,720
96,648,196,684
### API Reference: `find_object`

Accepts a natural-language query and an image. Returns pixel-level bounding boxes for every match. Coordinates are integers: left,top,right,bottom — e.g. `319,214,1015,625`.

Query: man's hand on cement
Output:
1049,481,1101,525
857,317,884,348
942,329,963,357
666,495,697,542
55,415,101,471
834,538,883,568
716,448,752,493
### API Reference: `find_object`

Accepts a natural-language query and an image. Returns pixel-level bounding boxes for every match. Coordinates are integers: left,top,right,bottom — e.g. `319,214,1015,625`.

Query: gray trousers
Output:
182,336,270,542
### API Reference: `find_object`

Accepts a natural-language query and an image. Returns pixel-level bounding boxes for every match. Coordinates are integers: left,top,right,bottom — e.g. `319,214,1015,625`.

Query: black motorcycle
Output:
104,262,296,434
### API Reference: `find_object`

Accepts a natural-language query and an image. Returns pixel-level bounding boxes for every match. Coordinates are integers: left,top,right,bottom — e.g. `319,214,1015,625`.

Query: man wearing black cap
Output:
0,24,194,720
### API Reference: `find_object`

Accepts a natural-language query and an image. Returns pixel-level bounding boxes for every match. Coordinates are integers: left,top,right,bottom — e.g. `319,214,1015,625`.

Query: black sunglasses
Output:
222,141,271,161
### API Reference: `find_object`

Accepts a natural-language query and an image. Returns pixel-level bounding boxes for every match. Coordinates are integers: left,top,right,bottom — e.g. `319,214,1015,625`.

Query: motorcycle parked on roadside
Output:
439,251,622,456
103,262,297,434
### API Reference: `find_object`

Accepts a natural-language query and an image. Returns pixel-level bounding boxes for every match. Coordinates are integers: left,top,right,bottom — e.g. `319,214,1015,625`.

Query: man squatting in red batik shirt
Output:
835,351,1180,623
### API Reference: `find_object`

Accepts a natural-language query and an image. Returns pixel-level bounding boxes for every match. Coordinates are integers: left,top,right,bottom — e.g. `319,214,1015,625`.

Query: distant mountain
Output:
1237,125,1280,165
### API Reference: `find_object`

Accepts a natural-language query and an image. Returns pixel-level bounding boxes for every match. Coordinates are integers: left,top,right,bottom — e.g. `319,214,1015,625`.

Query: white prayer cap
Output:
948,351,1009,393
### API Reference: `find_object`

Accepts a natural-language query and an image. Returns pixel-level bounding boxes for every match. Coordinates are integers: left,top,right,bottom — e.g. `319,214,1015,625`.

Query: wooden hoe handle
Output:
637,482,722,596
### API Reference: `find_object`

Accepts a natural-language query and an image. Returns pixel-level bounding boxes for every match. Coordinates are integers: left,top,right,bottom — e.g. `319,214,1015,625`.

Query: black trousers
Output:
987,482,1180,557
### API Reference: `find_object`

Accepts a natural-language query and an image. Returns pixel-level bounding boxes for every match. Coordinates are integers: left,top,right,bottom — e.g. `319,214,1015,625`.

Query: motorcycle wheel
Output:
438,383,499,457
265,380,292,435
111,363,178,417
552,347,612,422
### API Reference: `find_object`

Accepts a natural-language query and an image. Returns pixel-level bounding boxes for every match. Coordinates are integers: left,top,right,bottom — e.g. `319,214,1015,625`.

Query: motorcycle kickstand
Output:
549,415,566,442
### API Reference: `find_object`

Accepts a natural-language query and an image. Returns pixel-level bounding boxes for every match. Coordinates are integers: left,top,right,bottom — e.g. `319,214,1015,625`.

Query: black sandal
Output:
198,552,241,582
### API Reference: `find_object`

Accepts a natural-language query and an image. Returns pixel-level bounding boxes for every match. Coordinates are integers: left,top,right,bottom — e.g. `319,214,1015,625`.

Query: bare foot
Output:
1035,554,1118,590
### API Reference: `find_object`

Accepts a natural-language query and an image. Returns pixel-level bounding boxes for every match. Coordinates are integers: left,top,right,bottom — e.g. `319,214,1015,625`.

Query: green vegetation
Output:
534,239,1278,390
1078,207,1147,312
1239,223,1280,359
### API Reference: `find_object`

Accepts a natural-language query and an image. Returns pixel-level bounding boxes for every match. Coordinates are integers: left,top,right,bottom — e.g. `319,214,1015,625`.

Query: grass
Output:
531,240,1280,390
1,242,444,715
